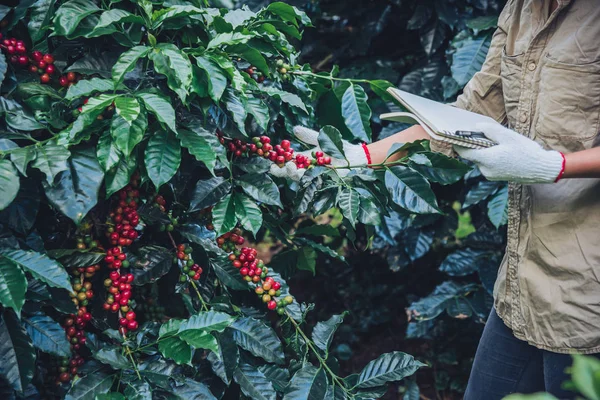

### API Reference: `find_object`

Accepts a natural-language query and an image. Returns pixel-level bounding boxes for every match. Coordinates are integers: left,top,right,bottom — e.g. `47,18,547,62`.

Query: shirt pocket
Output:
500,48,524,129
534,55,600,146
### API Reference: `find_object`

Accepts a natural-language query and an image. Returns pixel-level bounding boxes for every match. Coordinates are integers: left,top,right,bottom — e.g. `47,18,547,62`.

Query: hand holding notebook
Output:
380,88,499,149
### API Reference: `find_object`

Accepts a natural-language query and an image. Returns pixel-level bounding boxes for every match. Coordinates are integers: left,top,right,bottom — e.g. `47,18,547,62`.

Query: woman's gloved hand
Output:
269,126,370,181
454,122,566,184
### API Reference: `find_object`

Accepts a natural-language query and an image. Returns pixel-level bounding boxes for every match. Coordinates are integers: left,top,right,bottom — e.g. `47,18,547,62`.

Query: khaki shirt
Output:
434,0,600,353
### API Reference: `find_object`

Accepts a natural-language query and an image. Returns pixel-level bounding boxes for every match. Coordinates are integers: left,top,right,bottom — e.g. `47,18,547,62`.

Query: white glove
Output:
269,126,370,181
454,122,565,184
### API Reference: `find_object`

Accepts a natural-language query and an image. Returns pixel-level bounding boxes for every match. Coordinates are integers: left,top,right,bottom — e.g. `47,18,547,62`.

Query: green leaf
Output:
503,394,559,400
318,126,346,160
569,355,600,400
261,87,308,113
0,311,35,392
179,331,219,353
283,366,328,400
151,5,204,29
223,88,248,134
245,96,270,131
234,363,277,400
338,188,359,228
60,94,118,142
462,181,499,209
408,152,470,185
96,133,122,172
65,78,116,101
312,314,345,354
385,166,441,214
234,193,262,236
231,317,285,364
23,315,71,357
0,97,44,132
211,257,249,291
266,2,311,26
43,147,104,224
32,144,70,185
212,194,236,236
113,97,140,125
258,364,290,393
145,130,181,189
341,84,372,142
451,34,492,86
10,147,36,177
158,337,192,365
105,153,137,197
369,80,394,102
189,177,232,212
237,174,282,207
407,281,478,321
150,45,193,103
297,247,317,275
439,248,488,276
208,32,254,49
28,0,56,43
0,54,7,90
130,245,173,286
487,185,508,228
208,330,239,385
111,112,147,158
95,9,144,31
178,129,217,171
0,258,26,314
123,381,152,400
137,92,177,132
0,160,20,211
356,351,425,388
65,373,113,400
194,55,228,102
466,16,498,33
94,347,131,370
112,46,151,85
178,311,236,334
96,394,125,400
170,378,217,400
0,249,71,290
53,0,99,36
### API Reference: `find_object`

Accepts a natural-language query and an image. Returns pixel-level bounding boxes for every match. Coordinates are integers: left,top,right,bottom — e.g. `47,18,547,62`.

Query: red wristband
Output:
361,143,372,165
554,152,566,182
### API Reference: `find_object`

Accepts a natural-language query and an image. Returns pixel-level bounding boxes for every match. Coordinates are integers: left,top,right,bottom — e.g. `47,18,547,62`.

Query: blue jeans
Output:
464,308,592,399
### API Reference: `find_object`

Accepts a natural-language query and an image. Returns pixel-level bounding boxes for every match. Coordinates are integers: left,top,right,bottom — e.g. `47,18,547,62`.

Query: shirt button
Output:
528,62,537,71
519,112,528,123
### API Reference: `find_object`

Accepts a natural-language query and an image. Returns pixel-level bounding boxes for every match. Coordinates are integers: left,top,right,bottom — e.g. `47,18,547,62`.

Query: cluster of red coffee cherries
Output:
54,354,84,384
101,177,141,334
0,35,81,85
217,229,246,252
244,64,265,83
105,186,140,248
176,243,203,282
216,131,332,170
217,228,294,314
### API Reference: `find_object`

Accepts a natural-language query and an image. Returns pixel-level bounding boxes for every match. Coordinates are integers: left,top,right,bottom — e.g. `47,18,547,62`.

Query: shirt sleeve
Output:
430,1,513,157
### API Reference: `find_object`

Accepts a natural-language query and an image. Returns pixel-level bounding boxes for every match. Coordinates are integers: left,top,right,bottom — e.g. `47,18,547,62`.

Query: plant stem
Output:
291,70,371,85
167,232,210,312
284,310,353,396
328,160,407,170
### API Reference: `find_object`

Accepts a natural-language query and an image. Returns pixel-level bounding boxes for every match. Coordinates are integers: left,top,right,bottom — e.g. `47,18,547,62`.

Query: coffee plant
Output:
0,0,508,399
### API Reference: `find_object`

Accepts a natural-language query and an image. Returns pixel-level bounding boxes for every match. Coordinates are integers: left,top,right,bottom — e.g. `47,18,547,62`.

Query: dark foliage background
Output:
234,0,508,397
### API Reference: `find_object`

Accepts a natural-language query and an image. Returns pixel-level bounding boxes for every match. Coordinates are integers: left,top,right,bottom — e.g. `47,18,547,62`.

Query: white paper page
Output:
388,88,500,133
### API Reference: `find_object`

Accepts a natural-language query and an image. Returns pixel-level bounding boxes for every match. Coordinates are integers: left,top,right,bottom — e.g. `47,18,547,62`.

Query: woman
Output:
272,0,600,397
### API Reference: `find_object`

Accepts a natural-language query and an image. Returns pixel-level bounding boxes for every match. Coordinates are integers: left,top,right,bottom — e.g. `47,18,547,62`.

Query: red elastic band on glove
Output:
555,152,566,182
362,143,372,165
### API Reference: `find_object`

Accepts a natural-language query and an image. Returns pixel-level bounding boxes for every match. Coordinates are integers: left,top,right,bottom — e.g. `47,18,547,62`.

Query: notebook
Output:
380,87,499,149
